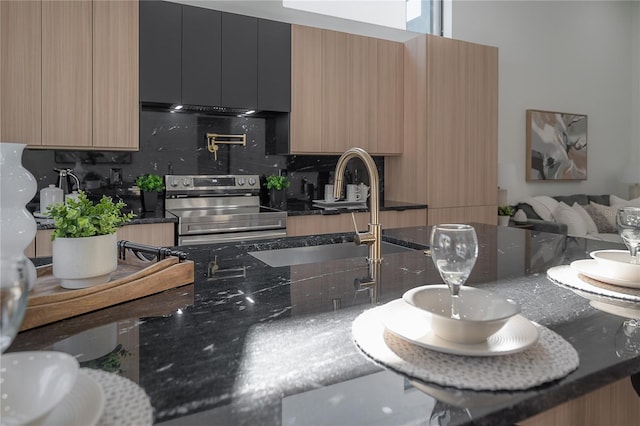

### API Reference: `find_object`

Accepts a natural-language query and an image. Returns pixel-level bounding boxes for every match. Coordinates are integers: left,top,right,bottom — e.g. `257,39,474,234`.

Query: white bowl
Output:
590,250,640,283
0,351,79,425
402,285,521,344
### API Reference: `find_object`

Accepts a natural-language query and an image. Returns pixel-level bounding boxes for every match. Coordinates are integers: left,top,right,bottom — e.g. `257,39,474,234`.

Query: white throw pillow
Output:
610,194,640,207
553,202,587,237
522,196,558,222
572,202,598,235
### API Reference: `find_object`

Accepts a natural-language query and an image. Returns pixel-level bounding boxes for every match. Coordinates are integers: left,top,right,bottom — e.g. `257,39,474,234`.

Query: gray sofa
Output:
515,194,622,242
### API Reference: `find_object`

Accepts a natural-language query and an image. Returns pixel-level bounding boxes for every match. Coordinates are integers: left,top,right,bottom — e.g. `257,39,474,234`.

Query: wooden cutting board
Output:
20,256,194,331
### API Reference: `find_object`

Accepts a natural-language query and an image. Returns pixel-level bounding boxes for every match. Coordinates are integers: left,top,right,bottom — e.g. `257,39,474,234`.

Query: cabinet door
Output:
290,25,323,153
0,1,41,146
426,36,498,209
182,6,221,107
42,1,92,148
257,19,291,112
93,0,139,150
348,34,378,151
139,0,181,104
322,30,350,154
221,13,257,109
377,39,403,155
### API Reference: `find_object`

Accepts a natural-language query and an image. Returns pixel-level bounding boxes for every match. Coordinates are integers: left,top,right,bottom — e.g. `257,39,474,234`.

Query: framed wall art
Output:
526,109,587,181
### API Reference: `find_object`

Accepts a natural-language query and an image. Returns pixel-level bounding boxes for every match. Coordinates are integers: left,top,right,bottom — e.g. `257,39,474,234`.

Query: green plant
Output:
498,205,514,216
136,174,165,192
47,191,135,240
265,175,290,191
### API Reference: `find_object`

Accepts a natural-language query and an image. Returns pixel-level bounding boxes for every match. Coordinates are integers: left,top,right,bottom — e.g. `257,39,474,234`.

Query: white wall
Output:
452,1,635,203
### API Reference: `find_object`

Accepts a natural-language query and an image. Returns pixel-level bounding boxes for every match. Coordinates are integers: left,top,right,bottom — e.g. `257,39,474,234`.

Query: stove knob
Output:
183,178,191,187
170,178,179,187
237,177,245,186
248,177,256,186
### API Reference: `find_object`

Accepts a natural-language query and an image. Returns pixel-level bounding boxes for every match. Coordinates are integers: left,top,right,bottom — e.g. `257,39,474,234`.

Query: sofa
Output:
515,194,640,243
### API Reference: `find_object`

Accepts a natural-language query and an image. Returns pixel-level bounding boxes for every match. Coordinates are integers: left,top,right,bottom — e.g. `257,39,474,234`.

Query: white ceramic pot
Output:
498,215,510,227
53,233,118,289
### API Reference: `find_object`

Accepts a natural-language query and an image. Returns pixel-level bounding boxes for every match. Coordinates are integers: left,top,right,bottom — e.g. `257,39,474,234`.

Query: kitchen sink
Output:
248,241,412,267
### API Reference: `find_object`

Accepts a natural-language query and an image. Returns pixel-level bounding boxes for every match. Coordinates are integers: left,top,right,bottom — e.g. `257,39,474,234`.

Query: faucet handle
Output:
351,212,375,246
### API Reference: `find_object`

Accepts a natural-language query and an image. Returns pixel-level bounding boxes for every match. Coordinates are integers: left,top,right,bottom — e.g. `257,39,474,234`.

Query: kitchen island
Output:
11,224,640,425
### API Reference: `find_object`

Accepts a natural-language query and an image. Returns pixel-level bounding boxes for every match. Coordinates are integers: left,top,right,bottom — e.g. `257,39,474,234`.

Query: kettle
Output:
54,168,80,194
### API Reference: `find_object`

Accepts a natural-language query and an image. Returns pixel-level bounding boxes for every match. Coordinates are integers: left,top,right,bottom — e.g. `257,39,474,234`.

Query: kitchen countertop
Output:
11,224,640,425
34,197,425,229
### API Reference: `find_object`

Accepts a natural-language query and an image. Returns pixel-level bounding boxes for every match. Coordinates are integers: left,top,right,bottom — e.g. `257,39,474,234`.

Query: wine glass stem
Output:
451,294,460,320
631,246,639,265
449,283,461,297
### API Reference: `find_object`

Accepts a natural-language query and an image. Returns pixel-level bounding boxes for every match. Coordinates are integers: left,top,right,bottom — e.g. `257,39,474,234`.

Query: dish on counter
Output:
0,351,79,426
589,250,640,283
380,299,539,356
571,259,640,289
39,369,105,426
402,285,521,344
547,265,640,304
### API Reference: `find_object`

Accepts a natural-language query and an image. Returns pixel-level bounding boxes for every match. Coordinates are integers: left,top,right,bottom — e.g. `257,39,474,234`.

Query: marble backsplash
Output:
22,108,384,206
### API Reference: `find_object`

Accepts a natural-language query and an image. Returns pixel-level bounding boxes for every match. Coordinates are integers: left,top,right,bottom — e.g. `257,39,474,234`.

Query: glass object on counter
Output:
430,224,478,302
617,207,640,264
1,257,29,353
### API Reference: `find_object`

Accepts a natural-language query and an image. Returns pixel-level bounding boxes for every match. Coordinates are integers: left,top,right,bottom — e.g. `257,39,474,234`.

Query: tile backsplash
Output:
22,108,384,205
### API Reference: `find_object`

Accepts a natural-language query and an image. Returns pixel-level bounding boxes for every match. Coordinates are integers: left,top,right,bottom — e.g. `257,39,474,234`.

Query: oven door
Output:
172,208,287,246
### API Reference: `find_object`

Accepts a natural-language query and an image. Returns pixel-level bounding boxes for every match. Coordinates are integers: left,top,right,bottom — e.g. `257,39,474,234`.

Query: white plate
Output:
589,250,640,282
39,369,105,426
380,299,539,356
571,259,640,288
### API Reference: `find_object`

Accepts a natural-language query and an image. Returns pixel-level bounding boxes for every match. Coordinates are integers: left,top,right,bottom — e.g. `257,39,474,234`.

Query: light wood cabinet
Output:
32,223,175,258
1,0,138,151
386,35,498,226
0,1,41,145
290,25,403,155
42,0,92,149
286,209,426,237
92,0,139,150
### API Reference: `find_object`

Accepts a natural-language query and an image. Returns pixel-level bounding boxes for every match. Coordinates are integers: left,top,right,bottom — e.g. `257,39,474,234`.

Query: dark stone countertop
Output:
12,224,640,425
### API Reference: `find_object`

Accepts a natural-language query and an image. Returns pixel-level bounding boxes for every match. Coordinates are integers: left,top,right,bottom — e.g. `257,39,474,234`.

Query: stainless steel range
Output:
164,174,287,246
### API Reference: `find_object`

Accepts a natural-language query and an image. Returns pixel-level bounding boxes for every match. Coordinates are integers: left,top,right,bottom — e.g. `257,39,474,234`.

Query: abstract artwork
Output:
526,109,587,181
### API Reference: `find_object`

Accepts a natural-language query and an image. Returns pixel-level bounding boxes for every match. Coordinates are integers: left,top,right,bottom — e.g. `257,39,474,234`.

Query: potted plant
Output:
498,205,514,227
265,174,290,210
136,173,165,212
47,191,135,289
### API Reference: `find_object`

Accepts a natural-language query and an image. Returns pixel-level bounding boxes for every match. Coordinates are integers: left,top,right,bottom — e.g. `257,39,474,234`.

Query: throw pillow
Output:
522,196,558,222
611,194,640,207
553,202,587,237
584,202,617,233
572,202,598,235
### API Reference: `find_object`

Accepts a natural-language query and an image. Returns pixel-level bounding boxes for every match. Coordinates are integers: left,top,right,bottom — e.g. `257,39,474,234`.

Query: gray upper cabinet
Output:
140,1,290,112
139,1,181,104
221,13,258,109
258,20,291,112
182,6,221,107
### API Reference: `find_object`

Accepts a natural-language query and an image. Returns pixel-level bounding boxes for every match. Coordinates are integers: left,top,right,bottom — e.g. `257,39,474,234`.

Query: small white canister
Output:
40,184,64,213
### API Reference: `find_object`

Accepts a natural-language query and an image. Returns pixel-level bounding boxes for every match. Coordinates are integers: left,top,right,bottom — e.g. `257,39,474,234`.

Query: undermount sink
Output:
248,241,412,267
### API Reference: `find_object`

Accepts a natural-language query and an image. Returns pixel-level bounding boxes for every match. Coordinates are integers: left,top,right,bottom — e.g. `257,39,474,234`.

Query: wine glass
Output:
1,256,29,352
616,207,640,264
430,224,478,302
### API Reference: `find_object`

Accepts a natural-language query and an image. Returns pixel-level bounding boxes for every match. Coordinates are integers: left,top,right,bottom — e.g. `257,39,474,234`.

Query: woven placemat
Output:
352,303,579,391
548,265,640,302
84,368,153,426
